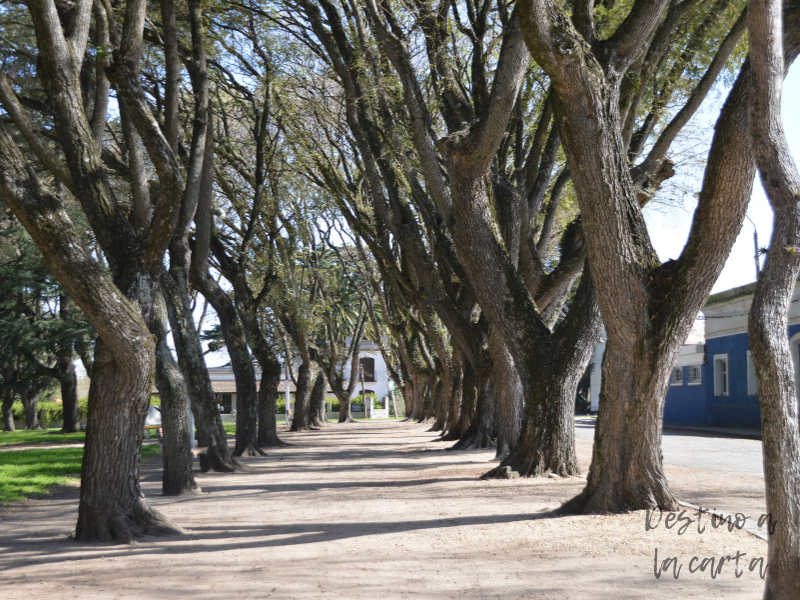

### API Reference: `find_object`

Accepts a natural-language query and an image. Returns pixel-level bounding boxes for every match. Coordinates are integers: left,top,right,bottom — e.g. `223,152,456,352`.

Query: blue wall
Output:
664,324,800,429
704,332,759,428
663,365,706,426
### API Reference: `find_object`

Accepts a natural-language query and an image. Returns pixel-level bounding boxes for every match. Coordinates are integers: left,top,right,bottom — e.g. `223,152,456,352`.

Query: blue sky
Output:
646,62,800,294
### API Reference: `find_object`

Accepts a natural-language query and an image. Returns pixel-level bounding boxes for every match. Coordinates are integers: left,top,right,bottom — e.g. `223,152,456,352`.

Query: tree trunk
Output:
151,293,198,496
749,231,800,600
163,275,242,472
488,331,522,460
56,356,81,433
338,393,355,423
20,388,41,430
309,368,327,428
291,356,319,431
57,295,82,433
76,339,183,542
746,1,800,595
442,361,475,442
429,373,452,432
442,351,465,436
257,353,284,447
486,269,601,477
450,372,496,450
195,275,262,456
2,391,14,432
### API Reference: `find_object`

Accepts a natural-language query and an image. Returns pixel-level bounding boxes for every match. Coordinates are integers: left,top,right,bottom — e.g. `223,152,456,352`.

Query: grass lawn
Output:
0,428,86,447
0,431,161,504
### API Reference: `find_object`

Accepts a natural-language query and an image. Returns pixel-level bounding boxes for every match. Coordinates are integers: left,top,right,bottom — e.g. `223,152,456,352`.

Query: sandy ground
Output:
0,421,770,599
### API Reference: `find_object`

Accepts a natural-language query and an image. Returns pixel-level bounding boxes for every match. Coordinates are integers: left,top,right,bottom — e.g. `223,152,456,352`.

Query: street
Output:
575,421,765,476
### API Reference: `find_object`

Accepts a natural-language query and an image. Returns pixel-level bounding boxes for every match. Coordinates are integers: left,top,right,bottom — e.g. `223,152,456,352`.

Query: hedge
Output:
10,397,90,426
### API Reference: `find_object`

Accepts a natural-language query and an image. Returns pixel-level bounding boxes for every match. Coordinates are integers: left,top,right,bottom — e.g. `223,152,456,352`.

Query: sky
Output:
645,61,800,294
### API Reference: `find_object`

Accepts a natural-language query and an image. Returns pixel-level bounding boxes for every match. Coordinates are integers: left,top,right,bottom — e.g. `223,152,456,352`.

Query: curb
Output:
677,500,768,542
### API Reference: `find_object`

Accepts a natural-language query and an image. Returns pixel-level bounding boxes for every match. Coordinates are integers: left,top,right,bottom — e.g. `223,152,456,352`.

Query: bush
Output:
37,401,63,427
11,397,90,426
353,392,380,410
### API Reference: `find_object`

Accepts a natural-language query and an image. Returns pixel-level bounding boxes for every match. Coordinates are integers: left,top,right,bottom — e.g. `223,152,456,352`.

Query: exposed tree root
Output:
200,450,246,473
75,499,185,544
234,444,267,457
257,434,288,447
448,429,495,451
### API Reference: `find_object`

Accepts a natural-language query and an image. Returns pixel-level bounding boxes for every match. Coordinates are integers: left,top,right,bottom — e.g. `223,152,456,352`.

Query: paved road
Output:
575,421,765,476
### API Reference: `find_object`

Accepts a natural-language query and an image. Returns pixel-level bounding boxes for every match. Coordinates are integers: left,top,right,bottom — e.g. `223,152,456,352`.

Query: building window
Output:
747,351,758,396
670,367,683,385
714,355,729,397
688,365,702,385
216,393,232,414
359,356,376,382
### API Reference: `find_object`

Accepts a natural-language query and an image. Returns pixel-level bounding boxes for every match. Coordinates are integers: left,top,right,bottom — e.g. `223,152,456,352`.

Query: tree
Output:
0,0,217,538
517,0,799,512
745,0,800,596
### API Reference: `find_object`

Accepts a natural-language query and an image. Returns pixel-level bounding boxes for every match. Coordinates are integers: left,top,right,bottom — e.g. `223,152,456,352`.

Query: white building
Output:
207,339,391,418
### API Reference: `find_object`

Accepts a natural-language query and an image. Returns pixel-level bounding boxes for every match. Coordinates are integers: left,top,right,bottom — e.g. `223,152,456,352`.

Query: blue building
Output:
663,281,800,430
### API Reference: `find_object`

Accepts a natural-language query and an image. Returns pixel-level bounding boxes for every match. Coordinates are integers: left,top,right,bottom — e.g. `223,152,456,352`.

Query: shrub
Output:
37,401,63,427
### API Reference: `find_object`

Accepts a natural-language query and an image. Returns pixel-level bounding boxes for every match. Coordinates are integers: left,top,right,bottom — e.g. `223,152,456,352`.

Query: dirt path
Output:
0,422,769,599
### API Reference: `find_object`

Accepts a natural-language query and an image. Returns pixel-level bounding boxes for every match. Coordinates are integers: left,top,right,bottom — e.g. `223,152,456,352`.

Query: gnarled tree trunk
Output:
485,268,601,478
746,0,800,596
2,391,15,432
20,387,42,431
257,354,284,447
309,368,328,428
291,354,320,431
151,293,198,496
57,295,82,433
164,275,242,472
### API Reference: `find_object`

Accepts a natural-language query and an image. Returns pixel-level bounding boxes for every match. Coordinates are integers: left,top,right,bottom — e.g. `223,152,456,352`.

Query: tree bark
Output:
488,330,522,460
2,391,15,432
194,274,262,456
151,293,198,495
291,353,320,431
163,275,242,472
485,267,601,477
257,353,284,447
309,368,328,427
450,371,496,450
20,388,42,431
58,294,82,433
517,0,800,514
746,0,800,596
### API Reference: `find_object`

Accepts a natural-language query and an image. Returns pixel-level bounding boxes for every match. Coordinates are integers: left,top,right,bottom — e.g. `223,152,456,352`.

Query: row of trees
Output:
0,0,798,595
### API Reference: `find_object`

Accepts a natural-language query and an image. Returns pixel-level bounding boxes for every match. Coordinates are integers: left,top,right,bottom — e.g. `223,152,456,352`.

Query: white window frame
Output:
688,365,702,385
746,351,758,396
670,367,683,386
714,354,729,397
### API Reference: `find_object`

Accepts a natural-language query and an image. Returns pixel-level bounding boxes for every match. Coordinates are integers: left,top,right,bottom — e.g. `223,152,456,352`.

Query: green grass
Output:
223,422,236,436
0,428,86,447
0,440,161,504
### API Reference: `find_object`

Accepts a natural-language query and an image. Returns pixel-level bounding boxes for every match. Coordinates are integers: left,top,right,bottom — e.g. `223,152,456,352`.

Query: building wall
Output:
342,349,390,400
664,365,706,426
